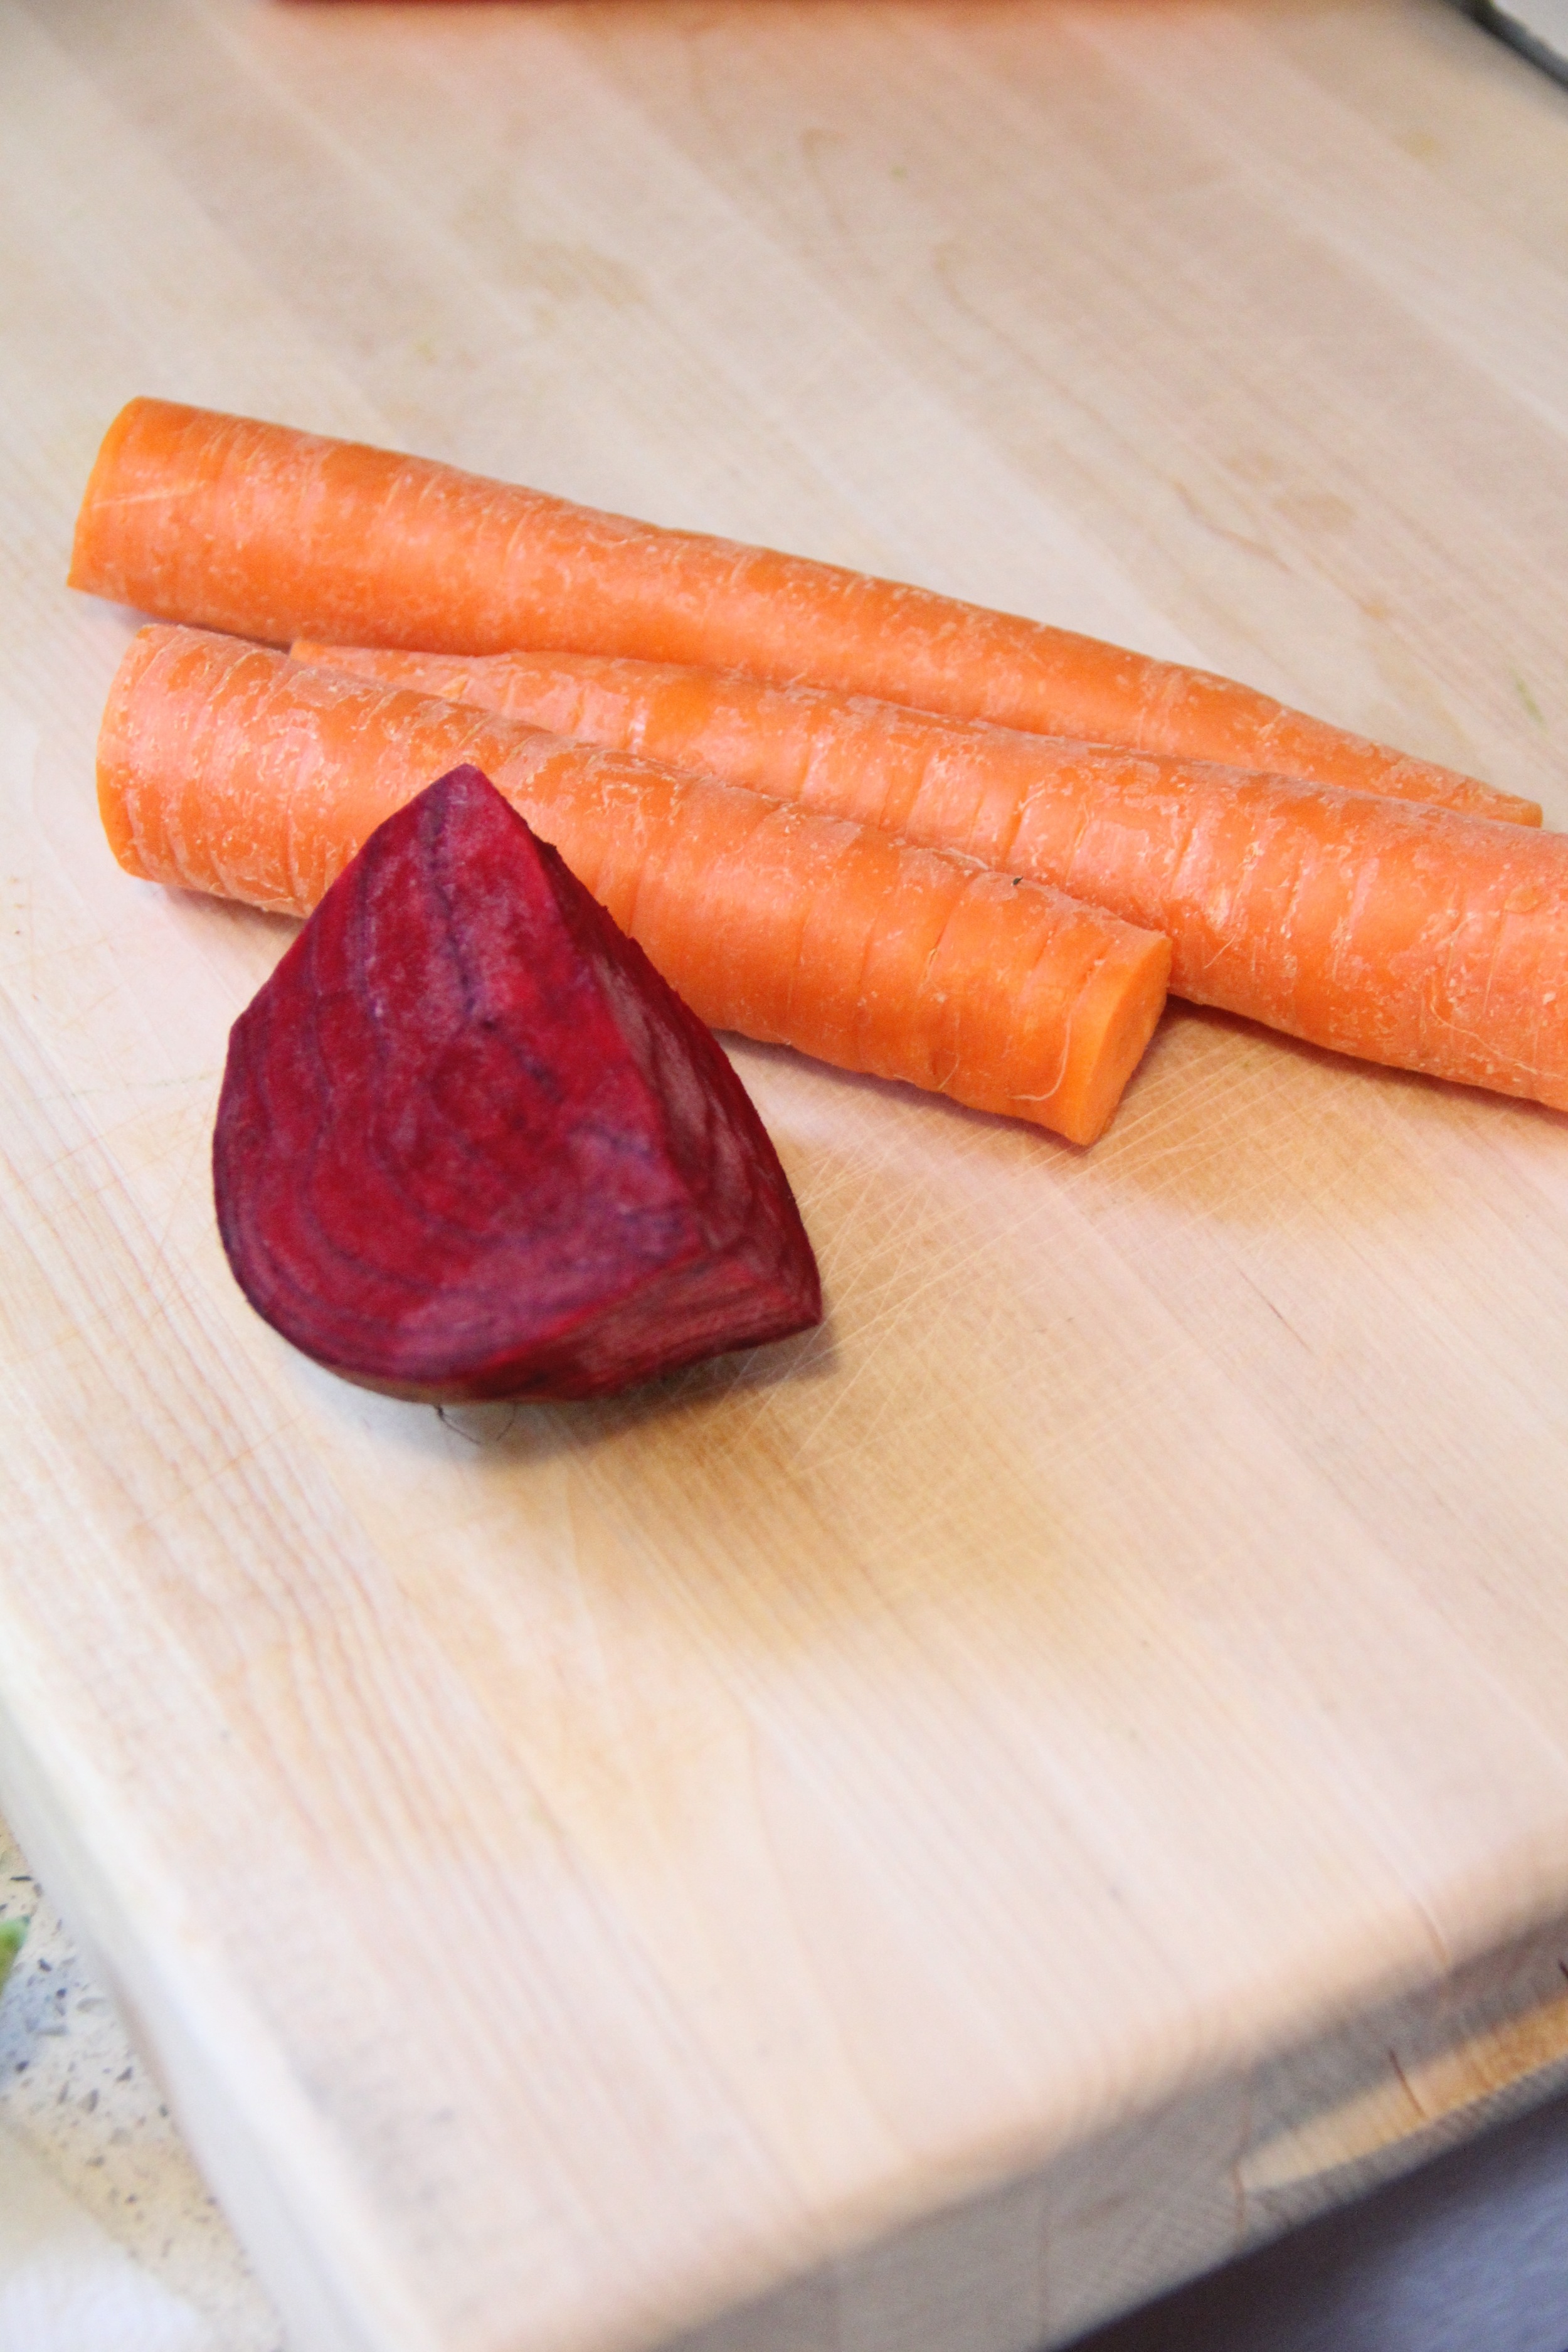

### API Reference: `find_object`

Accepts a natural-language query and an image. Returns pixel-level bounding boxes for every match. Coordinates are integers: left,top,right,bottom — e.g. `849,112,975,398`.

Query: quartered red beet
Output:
213,765,822,1401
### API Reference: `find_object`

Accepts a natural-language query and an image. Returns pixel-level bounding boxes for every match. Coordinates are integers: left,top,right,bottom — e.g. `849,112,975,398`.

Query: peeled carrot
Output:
100,627,1172,1145
70,399,1537,828
288,641,1568,1113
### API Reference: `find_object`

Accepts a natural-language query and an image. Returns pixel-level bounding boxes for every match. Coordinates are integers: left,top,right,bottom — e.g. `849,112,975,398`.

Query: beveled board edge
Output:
6,1638,1568,2352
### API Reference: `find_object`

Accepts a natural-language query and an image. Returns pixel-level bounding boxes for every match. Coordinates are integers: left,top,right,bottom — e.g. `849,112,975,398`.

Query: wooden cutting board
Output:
4,4,1568,2347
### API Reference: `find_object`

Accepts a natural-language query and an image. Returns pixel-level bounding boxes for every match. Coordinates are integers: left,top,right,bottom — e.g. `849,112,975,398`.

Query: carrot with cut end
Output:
70,398,1539,828
287,640,1568,1113
99,627,1171,1145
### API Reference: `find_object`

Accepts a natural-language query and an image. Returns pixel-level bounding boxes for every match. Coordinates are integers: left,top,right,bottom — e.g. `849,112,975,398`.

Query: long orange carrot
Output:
70,399,1538,827
285,640,1568,1105
100,627,1171,1145
287,640,1568,1113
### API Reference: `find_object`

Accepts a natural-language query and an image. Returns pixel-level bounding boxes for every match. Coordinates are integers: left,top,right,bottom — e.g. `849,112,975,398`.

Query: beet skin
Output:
213,765,822,1401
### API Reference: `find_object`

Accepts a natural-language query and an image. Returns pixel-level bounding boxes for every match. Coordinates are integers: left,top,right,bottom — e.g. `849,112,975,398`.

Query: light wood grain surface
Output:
3,4,1568,2349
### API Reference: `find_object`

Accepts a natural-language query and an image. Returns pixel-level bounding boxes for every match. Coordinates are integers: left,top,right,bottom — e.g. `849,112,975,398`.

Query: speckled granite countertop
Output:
0,1814,282,2352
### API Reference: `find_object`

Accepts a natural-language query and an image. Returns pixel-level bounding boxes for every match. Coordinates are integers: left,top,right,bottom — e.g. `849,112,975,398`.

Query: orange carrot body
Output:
100,627,1171,1144
288,642,1568,1113
70,399,1537,827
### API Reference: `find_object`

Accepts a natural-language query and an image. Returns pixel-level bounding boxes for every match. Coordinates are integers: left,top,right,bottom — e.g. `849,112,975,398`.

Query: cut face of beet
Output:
213,765,822,1402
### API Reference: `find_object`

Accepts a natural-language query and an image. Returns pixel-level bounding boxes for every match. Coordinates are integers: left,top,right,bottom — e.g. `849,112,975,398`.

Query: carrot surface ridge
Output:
289,641,1568,1111
100,627,1172,1145
71,398,1537,828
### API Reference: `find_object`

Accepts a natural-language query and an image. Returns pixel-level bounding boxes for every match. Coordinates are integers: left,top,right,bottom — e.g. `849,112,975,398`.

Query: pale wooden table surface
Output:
3,6,1568,2351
